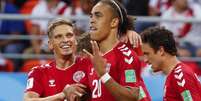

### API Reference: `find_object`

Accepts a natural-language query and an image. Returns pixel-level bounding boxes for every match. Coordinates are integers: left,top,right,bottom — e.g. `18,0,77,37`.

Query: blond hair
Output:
47,18,73,38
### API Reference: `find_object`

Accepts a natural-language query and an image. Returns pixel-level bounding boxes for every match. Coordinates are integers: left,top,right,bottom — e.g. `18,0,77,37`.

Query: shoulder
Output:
170,63,197,87
114,43,139,61
76,56,92,65
27,61,54,77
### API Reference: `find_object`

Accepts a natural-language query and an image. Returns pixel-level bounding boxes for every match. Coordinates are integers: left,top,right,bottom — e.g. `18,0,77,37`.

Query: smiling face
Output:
48,24,77,57
89,2,115,41
141,43,163,72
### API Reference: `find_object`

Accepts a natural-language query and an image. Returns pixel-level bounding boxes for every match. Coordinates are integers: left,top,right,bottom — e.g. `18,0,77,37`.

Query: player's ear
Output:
75,39,78,45
158,46,165,56
48,40,53,50
111,18,119,28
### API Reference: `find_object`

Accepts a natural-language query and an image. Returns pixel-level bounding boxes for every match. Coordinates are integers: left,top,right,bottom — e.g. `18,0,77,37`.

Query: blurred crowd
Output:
0,0,201,75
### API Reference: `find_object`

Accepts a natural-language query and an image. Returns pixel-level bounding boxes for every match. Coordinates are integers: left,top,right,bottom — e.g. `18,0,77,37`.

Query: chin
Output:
62,51,73,56
150,65,158,72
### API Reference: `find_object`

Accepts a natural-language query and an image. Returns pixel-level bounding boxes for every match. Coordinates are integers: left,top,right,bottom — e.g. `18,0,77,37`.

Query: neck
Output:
162,55,180,75
55,54,75,70
99,29,119,54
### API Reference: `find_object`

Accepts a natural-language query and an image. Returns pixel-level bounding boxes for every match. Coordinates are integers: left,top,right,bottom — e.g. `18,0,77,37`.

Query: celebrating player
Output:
23,18,88,101
69,0,151,101
141,26,201,101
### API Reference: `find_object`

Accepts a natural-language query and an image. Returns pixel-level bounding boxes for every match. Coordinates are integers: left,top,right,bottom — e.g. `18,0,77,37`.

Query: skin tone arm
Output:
23,91,65,101
63,83,87,101
121,30,142,48
83,41,139,101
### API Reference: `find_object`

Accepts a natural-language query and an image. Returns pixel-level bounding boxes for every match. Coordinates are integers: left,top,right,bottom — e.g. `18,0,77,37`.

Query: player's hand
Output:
120,30,142,48
63,83,87,101
83,41,107,77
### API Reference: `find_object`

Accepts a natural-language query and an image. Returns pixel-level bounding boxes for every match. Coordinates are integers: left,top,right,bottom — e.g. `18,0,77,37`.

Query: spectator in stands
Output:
149,0,172,16
0,0,26,71
160,0,201,41
141,26,201,100
0,53,14,72
63,0,94,35
24,0,67,55
160,0,201,74
123,0,156,33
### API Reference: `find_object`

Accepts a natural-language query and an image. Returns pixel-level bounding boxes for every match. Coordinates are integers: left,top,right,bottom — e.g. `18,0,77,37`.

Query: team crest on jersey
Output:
73,71,85,82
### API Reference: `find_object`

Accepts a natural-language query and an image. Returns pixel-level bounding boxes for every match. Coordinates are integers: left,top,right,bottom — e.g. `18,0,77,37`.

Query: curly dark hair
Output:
141,26,177,55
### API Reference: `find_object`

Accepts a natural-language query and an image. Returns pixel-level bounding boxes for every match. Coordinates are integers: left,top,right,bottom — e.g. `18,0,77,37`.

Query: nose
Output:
62,36,70,42
90,15,95,24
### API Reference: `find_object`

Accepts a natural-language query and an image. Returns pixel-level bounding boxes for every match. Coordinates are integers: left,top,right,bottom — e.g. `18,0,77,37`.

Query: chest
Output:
41,68,79,96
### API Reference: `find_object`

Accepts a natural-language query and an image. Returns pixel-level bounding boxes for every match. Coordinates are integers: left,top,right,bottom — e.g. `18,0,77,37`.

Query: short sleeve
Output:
172,68,201,100
25,66,43,96
117,46,151,101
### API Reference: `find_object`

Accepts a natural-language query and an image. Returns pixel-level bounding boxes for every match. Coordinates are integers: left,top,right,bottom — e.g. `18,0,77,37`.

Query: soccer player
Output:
23,17,142,101
23,18,88,101
65,0,151,101
141,26,201,101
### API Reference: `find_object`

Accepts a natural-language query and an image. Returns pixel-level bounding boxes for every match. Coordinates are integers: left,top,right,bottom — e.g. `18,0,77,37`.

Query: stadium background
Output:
0,0,201,101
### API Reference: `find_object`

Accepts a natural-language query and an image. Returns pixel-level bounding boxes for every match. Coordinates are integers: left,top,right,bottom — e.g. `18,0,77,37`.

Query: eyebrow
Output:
91,11,102,16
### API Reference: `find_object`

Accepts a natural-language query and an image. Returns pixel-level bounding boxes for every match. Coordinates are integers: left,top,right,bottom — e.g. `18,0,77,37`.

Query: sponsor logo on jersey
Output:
125,69,136,83
49,79,56,87
181,90,193,101
26,77,34,89
73,71,85,82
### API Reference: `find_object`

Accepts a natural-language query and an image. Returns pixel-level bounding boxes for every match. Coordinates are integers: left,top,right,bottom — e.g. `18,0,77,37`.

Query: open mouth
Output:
89,26,97,32
60,44,71,49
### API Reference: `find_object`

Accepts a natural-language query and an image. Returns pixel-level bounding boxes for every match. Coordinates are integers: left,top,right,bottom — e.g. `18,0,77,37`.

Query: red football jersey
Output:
25,57,89,98
164,63,201,101
86,42,151,101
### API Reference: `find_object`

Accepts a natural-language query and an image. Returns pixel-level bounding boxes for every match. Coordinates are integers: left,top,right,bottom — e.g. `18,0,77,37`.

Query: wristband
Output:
100,73,111,83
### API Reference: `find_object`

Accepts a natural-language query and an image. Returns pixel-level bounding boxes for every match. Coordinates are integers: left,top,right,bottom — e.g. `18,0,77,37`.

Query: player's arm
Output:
24,67,65,101
24,91,65,101
120,30,142,48
84,41,139,101
63,83,88,101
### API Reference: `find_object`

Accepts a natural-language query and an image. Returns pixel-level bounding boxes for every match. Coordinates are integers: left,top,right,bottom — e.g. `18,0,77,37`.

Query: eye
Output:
54,34,62,39
66,33,74,38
